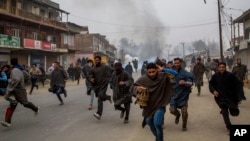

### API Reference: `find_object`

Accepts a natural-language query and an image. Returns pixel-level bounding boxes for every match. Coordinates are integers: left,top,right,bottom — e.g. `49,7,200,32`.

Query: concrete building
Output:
63,22,89,69
232,9,250,68
75,33,117,65
0,0,69,70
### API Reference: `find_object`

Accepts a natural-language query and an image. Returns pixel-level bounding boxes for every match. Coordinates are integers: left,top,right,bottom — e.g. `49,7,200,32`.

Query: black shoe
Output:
59,102,64,105
120,110,125,119
64,90,67,98
175,114,180,124
107,95,112,104
36,85,38,90
123,119,129,124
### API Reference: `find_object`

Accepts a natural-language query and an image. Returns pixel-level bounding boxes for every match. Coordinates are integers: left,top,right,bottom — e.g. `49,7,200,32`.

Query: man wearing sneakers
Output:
89,56,113,120
82,59,95,110
50,61,68,105
1,58,39,127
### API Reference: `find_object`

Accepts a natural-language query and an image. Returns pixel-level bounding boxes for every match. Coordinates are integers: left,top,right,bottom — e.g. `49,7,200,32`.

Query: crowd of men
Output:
0,55,248,141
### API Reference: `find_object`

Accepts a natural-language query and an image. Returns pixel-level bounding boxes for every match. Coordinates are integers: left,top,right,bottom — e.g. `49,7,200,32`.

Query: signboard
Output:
24,38,42,49
0,34,20,48
41,42,51,50
51,43,57,51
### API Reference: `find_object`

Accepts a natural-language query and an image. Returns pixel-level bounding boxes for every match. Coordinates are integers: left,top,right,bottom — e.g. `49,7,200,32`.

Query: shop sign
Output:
0,34,20,48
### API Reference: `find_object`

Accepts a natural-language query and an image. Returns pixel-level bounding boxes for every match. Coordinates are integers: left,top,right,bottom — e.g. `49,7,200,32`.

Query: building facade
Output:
233,9,250,69
75,33,117,65
0,0,69,70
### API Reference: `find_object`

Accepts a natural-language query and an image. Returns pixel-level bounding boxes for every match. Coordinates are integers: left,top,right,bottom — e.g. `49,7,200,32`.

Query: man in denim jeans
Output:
131,62,173,141
50,61,68,105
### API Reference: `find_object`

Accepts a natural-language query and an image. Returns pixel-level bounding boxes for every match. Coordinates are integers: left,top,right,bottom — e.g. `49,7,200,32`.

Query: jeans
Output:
145,107,165,141
55,86,65,103
29,77,38,94
95,87,111,116
89,90,94,105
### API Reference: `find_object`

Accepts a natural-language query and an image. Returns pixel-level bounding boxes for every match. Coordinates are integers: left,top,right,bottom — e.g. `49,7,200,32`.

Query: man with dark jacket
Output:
89,56,113,120
209,62,243,134
193,58,206,96
110,62,133,123
124,62,133,77
232,58,247,102
1,58,39,127
82,59,95,110
50,61,68,105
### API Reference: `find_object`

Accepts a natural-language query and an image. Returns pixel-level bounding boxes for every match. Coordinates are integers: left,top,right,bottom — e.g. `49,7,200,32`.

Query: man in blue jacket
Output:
169,57,193,131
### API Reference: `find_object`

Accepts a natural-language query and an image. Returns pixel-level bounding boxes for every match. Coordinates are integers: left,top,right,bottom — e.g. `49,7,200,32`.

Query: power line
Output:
69,13,218,29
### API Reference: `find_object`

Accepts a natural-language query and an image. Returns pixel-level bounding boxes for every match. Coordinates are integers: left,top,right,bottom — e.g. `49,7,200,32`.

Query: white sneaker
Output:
1,121,11,127
93,113,101,120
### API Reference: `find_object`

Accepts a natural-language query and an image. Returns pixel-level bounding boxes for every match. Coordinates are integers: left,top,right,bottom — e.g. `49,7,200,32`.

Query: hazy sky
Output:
53,0,249,49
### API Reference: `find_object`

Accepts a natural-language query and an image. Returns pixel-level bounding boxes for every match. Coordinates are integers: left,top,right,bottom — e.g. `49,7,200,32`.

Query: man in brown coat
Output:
193,58,206,96
232,58,247,102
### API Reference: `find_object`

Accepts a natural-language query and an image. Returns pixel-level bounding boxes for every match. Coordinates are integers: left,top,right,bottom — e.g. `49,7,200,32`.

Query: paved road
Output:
0,72,249,141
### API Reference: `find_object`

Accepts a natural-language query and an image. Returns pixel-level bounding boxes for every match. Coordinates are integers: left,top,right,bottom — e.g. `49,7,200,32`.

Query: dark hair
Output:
114,62,122,67
3,65,10,69
94,56,101,60
197,58,201,61
54,61,60,65
167,61,173,64
218,62,226,66
173,57,182,62
146,62,157,70
87,59,93,63
10,58,18,65
32,64,37,67
155,59,164,67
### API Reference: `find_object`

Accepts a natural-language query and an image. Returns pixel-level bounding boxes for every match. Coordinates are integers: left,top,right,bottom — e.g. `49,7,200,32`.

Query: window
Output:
32,32,38,40
0,26,4,34
12,29,20,37
0,0,7,9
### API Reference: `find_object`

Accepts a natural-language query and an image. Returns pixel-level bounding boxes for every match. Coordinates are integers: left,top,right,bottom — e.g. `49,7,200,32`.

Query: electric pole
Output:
180,42,185,58
218,0,224,61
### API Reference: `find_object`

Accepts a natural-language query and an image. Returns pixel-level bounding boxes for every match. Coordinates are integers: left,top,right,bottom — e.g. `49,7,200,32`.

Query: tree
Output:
192,40,207,51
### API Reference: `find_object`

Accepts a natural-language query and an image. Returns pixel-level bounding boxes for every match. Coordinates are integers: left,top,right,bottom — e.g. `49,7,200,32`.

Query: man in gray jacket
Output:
1,58,39,127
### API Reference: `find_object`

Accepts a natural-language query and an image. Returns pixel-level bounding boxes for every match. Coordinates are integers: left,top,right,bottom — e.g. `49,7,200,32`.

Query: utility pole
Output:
180,42,185,58
165,44,172,61
218,0,224,61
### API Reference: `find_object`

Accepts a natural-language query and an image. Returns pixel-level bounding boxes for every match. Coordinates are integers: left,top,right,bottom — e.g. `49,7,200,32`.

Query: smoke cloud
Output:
71,0,169,61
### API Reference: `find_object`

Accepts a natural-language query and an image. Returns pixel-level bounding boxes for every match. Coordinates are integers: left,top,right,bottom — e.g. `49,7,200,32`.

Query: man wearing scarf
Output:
110,62,133,123
131,62,173,141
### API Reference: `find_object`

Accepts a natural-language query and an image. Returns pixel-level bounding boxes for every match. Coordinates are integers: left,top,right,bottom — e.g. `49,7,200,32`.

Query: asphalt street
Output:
0,72,249,141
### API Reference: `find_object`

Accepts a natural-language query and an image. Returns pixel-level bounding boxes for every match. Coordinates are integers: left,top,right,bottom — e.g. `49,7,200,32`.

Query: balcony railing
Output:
18,9,66,29
239,40,249,50
0,4,66,29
